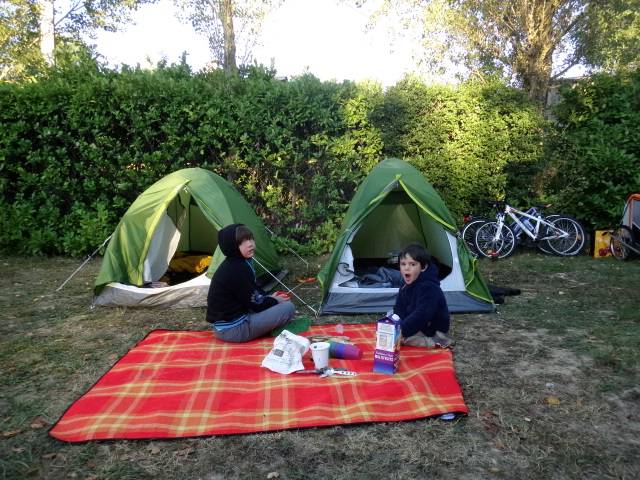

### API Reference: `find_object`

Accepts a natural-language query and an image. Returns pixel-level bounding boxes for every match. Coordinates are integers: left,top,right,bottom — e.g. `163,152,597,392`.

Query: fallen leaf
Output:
174,447,194,457
480,411,500,434
12,447,25,453
546,395,561,406
267,473,280,479
2,429,22,438
296,277,316,283
524,417,532,422
576,398,583,407
42,452,58,460
30,417,48,429
494,440,505,449
148,445,161,454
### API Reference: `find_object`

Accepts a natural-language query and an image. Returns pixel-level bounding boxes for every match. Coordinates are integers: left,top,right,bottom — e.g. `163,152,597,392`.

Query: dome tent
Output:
94,168,280,307
317,158,494,314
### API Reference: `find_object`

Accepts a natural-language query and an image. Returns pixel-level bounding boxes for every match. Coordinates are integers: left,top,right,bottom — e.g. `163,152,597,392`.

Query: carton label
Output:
376,332,396,351
377,323,396,334
373,349,400,374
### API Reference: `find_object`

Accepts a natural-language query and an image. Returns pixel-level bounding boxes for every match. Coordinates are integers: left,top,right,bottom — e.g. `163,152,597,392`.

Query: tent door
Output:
143,211,182,283
349,189,453,277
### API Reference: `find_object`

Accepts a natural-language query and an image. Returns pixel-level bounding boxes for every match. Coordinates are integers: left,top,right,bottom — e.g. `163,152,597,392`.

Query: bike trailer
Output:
609,193,640,260
620,193,640,235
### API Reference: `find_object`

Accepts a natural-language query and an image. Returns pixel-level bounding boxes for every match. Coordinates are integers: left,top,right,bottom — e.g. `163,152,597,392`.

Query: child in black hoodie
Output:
393,244,454,348
206,223,295,342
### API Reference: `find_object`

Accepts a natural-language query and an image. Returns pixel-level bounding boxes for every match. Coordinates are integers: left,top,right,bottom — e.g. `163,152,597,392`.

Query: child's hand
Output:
272,291,291,302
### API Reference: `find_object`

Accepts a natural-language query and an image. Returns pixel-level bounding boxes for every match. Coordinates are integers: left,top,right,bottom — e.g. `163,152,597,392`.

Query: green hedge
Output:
0,63,383,255
372,77,547,216
1,61,551,256
543,70,640,229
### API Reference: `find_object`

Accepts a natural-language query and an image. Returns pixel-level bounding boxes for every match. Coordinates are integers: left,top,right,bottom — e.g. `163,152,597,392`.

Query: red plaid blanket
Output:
50,324,468,441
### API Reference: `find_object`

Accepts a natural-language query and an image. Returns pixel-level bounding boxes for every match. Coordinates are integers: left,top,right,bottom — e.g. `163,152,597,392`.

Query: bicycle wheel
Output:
610,225,634,260
475,222,516,258
543,216,586,256
461,218,489,256
537,214,559,254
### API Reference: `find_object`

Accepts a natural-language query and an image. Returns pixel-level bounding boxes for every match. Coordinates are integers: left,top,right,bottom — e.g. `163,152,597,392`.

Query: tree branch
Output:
55,1,85,28
551,59,579,79
551,9,584,46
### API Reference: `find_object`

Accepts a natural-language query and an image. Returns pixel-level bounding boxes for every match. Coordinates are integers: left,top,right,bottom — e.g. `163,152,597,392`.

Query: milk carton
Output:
373,313,401,374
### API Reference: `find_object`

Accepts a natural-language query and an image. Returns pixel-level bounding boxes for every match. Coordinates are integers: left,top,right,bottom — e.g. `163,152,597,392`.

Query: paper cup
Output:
310,342,330,370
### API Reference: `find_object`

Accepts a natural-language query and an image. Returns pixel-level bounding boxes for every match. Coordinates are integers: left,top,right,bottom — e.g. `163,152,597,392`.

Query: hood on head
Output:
418,262,441,286
218,223,244,258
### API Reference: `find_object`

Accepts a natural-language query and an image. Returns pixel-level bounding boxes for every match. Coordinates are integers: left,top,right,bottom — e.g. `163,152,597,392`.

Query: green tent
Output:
94,168,280,307
318,158,493,314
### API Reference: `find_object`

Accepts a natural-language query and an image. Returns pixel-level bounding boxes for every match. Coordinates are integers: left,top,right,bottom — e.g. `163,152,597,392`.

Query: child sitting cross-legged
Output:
206,223,295,342
393,243,454,348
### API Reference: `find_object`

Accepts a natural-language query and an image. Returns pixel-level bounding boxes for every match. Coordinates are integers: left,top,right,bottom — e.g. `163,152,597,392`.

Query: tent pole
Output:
56,234,113,292
252,256,318,317
263,225,309,267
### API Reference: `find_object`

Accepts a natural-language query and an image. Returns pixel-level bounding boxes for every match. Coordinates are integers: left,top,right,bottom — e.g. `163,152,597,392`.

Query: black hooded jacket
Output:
393,262,450,337
206,224,277,324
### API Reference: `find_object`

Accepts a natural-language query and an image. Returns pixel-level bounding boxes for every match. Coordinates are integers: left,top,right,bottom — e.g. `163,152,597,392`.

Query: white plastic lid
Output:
391,314,400,321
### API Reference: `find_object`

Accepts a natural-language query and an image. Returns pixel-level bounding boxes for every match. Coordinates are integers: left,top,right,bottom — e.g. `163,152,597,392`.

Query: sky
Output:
93,0,419,86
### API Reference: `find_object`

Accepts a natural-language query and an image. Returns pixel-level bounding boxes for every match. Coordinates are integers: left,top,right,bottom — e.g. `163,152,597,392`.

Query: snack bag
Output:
261,330,310,374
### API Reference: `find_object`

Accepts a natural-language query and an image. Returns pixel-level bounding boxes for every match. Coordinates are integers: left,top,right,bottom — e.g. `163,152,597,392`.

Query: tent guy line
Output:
252,256,319,317
56,234,113,292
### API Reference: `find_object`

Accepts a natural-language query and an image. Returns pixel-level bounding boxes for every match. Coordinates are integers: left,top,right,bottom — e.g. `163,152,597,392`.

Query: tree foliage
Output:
1,0,45,80
575,0,640,72
543,70,640,229
1,0,153,81
359,0,640,106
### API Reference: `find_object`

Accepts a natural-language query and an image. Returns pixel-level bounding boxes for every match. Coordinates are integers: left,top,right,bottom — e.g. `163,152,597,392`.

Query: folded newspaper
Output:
261,330,310,374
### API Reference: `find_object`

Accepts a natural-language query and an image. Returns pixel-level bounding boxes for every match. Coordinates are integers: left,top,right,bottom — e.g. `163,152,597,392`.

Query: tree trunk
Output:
516,0,557,108
38,0,55,66
521,46,553,107
219,0,237,73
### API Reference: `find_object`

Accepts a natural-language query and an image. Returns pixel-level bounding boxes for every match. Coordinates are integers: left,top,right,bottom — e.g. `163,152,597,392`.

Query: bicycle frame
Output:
494,204,568,242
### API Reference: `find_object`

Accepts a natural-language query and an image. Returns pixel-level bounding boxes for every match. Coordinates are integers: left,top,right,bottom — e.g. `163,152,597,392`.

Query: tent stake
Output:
56,234,112,292
252,256,318,317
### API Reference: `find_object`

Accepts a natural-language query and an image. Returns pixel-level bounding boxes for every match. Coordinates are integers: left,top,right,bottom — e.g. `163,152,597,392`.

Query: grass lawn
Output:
1,252,639,479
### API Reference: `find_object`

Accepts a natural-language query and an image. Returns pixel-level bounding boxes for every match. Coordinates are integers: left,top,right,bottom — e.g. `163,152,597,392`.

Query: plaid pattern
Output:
49,324,468,441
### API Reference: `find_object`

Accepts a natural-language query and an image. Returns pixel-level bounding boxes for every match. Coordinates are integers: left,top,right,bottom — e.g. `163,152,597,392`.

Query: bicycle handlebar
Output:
483,200,552,212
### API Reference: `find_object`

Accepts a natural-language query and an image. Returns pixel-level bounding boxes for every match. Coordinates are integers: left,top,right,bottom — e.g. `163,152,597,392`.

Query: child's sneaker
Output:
434,331,455,348
402,333,436,347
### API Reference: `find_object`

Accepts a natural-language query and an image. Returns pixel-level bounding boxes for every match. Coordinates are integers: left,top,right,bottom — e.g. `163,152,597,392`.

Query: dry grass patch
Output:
1,253,639,479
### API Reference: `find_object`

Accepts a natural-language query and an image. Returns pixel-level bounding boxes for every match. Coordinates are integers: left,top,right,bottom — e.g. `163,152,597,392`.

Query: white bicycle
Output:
474,201,586,258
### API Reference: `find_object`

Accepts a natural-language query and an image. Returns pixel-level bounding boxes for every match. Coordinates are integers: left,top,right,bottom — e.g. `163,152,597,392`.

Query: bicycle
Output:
610,226,640,260
474,201,586,258
460,213,491,256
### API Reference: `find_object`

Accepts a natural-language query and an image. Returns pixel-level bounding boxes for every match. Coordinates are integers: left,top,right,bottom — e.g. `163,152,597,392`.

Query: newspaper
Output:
261,330,310,374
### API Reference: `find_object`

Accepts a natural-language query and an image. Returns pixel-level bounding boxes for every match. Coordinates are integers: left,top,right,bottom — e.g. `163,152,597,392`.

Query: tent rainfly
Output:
317,158,494,314
94,168,280,307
